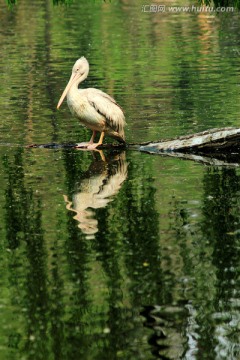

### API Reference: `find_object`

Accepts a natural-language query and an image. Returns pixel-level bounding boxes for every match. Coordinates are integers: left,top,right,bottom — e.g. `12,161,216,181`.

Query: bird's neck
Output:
68,81,81,97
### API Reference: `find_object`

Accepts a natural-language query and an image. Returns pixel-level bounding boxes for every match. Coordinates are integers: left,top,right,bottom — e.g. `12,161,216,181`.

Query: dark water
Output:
0,1,240,359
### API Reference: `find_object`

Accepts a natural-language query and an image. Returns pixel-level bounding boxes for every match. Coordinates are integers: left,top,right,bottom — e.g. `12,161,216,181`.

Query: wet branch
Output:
27,127,240,165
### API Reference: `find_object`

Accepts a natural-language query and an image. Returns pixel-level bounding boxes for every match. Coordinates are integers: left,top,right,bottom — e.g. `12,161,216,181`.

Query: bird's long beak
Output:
57,72,78,109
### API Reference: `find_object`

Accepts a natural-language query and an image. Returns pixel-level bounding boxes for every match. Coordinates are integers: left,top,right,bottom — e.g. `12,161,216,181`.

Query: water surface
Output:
0,1,240,359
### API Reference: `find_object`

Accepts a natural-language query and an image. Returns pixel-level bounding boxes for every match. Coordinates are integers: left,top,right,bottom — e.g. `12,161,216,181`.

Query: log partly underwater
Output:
27,127,240,166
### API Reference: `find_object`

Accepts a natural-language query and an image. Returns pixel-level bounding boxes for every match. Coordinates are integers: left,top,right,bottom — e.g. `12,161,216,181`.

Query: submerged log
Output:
27,127,240,165
151,151,240,167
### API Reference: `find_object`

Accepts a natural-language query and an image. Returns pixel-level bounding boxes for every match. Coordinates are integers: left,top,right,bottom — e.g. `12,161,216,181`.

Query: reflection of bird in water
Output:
64,151,127,237
57,57,126,149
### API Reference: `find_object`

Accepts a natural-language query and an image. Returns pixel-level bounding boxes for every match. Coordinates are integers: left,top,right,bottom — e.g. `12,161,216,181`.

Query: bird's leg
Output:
87,132,105,150
89,131,96,144
98,131,105,146
75,131,96,148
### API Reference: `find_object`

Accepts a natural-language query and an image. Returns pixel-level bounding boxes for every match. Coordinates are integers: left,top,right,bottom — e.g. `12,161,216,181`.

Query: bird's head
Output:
72,57,89,77
57,57,89,109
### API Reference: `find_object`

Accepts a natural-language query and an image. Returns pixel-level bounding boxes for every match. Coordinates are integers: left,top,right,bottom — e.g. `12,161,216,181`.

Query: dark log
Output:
27,127,240,165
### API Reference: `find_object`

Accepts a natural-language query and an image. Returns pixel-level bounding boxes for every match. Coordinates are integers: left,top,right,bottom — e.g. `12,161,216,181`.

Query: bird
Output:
57,57,126,149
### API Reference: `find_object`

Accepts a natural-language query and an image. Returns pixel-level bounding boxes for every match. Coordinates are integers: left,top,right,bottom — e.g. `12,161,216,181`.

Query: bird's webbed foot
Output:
75,142,92,148
86,143,101,150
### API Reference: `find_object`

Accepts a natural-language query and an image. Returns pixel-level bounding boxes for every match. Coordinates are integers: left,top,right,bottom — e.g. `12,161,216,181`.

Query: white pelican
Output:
57,57,126,149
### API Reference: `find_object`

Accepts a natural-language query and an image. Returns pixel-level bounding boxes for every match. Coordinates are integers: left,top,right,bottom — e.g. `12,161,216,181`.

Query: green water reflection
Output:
1,147,240,359
0,0,240,359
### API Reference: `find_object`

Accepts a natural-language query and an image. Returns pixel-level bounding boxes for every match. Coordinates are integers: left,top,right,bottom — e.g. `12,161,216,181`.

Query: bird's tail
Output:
109,130,126,144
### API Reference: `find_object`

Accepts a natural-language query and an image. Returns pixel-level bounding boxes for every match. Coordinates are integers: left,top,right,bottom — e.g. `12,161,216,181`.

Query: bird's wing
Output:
86,88,125,135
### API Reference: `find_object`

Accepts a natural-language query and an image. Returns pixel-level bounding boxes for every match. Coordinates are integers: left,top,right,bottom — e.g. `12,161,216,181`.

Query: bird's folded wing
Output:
87,88,125,134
